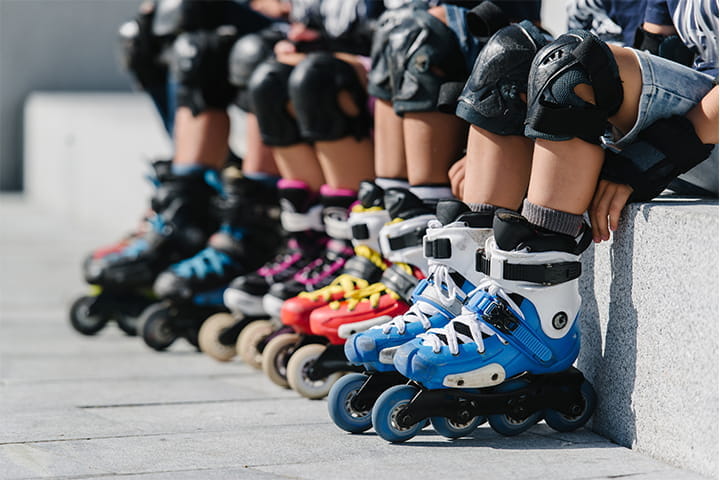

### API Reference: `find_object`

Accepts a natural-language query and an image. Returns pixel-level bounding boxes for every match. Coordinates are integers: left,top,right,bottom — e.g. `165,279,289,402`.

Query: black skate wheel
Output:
137,303,177,351
115,313,138,336
69,296,109,336
544,380,597,432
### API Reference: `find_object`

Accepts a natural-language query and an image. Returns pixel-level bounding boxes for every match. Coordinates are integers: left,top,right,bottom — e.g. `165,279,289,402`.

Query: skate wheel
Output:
430,415,485,439
488,410,543,436
69,296,109,335
236,319,274,370
198,313,238,362
261,333,300,388
372,384,423,443
116,313,138,336
137,303,177,351
544,380,597,432
328,373,373,433
286,343,343,399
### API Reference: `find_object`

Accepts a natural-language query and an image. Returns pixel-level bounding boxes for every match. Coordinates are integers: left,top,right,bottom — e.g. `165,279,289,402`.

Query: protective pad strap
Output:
601,115,715,201
465,1,510,38
633,27,695,67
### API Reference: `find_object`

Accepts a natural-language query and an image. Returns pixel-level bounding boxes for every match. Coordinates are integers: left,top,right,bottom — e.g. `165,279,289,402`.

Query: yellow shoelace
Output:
329,281,400,311
297,273,369,302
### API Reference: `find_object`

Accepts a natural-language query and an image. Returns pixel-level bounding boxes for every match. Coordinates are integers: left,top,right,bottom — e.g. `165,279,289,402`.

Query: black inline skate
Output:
136,164,282,351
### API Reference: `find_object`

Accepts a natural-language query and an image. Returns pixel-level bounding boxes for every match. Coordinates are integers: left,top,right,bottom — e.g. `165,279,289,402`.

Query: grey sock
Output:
467,203,498,215
522,199,584,237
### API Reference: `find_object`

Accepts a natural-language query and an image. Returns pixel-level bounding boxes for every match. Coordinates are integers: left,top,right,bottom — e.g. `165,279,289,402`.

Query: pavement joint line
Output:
76,396,301,409
0,422,332,447
10,464,292,480
0,373,260,385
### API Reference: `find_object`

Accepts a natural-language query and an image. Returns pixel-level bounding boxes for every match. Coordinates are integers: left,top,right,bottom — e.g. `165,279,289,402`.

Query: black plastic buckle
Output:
424,238,451,259
351,223,370,240
482,301,518,334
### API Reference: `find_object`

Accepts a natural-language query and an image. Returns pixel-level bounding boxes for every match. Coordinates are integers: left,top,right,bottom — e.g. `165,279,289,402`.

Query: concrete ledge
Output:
24,92,172,232
578,198,718,478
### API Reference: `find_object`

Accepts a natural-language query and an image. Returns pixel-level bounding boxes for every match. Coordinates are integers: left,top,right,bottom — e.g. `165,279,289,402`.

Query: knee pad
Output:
288,53,371,142
456,21,549,136
367,7,416,102
525,30,624,144
171,28,239,115
118,7,167,90
387,9,468,114
228,32,279,111
248,60,302,147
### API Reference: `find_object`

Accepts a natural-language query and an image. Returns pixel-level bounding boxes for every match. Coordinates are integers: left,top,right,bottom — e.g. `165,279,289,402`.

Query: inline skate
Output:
137,165,282,351
371,209,596,442
287,188,435,399
70,159,217,336
198,179,327,362
328,200,493,432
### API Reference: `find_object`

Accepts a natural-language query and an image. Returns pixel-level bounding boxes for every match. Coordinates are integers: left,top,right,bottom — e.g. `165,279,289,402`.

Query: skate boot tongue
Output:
384,188,433,219
357,180,385,208
493,209,586,253
436,200,494,228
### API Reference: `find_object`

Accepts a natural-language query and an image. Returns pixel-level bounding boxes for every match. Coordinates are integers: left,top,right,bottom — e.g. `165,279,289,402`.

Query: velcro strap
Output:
351,223,370,240
424,238,451,259
381,264,420,301
572,35,623,115
388,228,426,251
280,208,323,232
437,81,465,113
528,101,608,144
476,251,581,285
324,215,352,240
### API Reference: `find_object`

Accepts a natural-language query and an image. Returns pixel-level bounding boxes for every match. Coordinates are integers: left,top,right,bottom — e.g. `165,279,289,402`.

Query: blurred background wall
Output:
0,0,143,191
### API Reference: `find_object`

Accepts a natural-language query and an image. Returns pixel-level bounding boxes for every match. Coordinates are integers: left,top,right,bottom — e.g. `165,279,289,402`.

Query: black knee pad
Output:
456,21,549,136
228,31,282,111
171,28,239,115
288,53,371,142
248,60,302,147
387,9,468,114
367,7,417,102
118,6,168,90
525,30,624,144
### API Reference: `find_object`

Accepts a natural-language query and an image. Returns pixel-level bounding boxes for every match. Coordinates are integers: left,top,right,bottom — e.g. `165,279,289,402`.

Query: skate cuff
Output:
476,251,581,286
280,205,325,232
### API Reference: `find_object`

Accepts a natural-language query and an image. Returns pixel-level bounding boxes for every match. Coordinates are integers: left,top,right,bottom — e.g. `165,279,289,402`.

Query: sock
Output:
376,177,410,190
521,199,584,237
245,172,280,189
171,163,205,176
410,184,453,200
467,202,498,215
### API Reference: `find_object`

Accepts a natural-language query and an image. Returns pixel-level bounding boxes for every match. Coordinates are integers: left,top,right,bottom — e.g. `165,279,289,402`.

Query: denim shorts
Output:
444,4,484,72
607,48,717,149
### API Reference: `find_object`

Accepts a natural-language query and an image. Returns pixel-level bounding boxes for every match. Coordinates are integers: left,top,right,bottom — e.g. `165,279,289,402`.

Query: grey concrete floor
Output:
0,195,710,480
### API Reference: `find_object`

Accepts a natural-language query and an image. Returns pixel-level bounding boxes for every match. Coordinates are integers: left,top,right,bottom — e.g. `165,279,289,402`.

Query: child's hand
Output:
589,179,633,243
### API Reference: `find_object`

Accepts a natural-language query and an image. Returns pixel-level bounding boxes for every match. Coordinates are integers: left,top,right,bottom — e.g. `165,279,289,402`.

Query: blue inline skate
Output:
136,165,282,351
371,209,597,442
328,200,493,433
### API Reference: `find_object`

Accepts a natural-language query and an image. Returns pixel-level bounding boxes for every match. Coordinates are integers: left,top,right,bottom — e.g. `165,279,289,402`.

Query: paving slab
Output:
0,196,713,480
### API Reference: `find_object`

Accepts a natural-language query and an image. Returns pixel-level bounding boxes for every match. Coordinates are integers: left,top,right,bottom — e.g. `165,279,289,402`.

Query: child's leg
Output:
373,99,408,183
173,108,230,169
241,112,280,177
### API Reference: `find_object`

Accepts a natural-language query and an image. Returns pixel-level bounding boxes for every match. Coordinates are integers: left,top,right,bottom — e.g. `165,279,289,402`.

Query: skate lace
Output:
419,279,523,355
380,263,461,335
257,239,304,277
329,281,399,311
297,274,369,301
171,247,233,279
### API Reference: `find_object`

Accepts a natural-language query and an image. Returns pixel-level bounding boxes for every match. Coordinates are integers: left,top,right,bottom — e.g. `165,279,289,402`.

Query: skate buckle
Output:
483,301,518,334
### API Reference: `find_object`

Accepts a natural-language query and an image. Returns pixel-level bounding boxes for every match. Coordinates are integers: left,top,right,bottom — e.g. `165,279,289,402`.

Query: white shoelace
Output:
418,279,524,355
380,263,462,335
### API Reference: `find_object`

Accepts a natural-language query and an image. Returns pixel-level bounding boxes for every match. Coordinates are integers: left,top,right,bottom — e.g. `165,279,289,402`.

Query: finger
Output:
593,185,615,241
608,186,632,232
591,180,608,211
